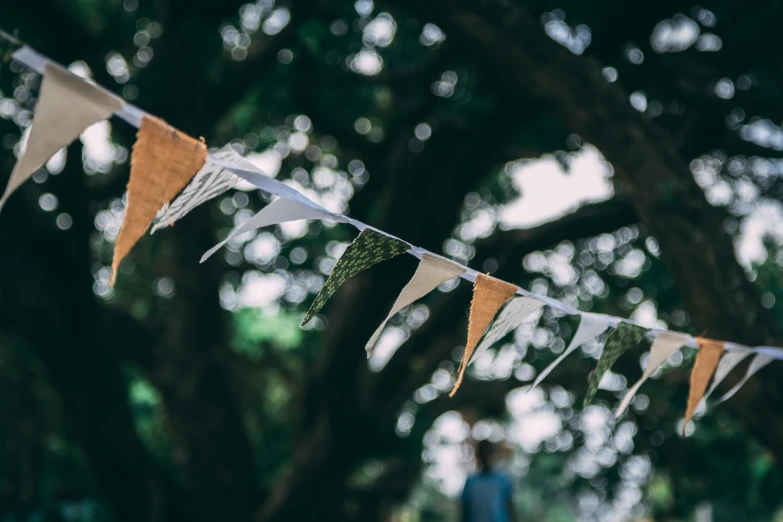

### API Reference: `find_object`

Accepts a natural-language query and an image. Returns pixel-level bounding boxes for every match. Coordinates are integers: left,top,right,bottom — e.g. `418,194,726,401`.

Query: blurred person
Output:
460,440,517,522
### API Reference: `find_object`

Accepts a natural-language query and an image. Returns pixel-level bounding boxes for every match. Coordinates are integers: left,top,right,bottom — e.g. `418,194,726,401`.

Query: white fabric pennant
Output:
201,198,337,262
210,155,338,216
615,331,688,417
0,62,123,211
530,312,612,390
151,148,246,233
714,353,774,405
468,297,545,366
366,253,465,356
702,349,752,403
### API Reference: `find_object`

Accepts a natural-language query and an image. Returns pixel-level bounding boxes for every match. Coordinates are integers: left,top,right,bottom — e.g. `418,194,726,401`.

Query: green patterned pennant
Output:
302,229,409,325
583,322,649,407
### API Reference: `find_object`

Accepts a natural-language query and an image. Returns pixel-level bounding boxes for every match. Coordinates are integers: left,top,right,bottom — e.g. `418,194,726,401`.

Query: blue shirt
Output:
461,471,513,522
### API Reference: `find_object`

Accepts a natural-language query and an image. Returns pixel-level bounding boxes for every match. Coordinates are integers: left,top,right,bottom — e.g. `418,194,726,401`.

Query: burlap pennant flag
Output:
615,331,688,417
111,115,207,285
584,322,648,407
151,148,244,233
531,313,612,391
302,229,409,325
201,197,339,262
365,253,465,356
450,274,518,396
468,297,545,366
683,338,724,434
702,349,752,403
0,62,123,211
715,353,774,405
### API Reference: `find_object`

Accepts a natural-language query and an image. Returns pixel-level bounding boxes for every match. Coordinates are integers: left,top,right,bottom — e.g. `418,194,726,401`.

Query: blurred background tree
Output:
1,0,783,521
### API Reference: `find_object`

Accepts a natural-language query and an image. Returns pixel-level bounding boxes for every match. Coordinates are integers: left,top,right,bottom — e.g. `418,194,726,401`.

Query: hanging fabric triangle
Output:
151,147,247,233
584,322,648,407
615,331,688,417
683,338,724,434
0,62,123,211
201,197,339,262
531,313,612,391
468,296,545,366
111,115,207,285
365,253,465,356
450,274,518,396
715,353,774,405
702,349,752,403
302,229,409,325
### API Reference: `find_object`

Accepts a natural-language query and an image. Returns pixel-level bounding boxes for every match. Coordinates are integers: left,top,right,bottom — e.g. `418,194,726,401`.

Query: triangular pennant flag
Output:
302,229,409,325
201,198,338,262
450,274,518,396
365,253,465,356
530,313,612,391
0,62,123,211
111,115,207,285
702,349,752,403
715,353,774,405
584,323,648,407
683,338,724,434
615,331,688,417
151,148,248,233
468,297,545,366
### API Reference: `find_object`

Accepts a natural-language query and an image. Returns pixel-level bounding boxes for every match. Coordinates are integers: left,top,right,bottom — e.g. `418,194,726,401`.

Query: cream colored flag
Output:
111,115,207,285
365,253,465,356
468,297,545,366
0,62,123,210
201,197,340,263
683,338,724,434
615,331,688,417
450,274,517,396
702,349,752,403
530,313,612,391
715,353,774,405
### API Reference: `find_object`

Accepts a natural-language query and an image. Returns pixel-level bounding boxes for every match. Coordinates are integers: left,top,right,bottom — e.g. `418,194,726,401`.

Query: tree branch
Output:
483,198,637,275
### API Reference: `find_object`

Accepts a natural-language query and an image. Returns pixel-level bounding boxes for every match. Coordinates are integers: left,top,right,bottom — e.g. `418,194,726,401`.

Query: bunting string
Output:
5,40,783,426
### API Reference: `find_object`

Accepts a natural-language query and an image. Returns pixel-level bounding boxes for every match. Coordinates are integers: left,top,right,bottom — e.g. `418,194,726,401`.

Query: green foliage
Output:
233,308,304,355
